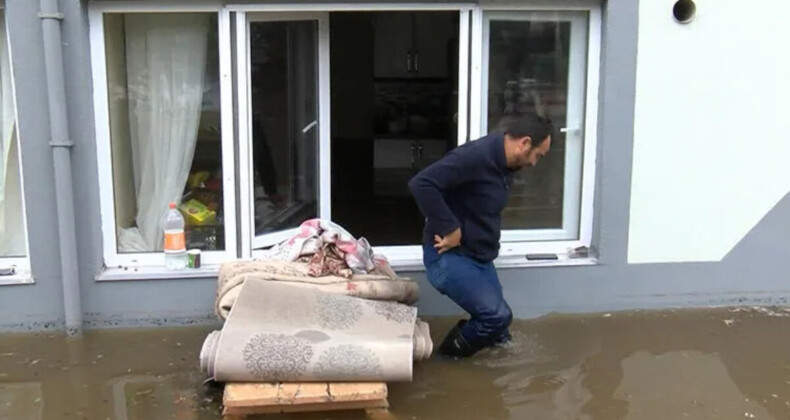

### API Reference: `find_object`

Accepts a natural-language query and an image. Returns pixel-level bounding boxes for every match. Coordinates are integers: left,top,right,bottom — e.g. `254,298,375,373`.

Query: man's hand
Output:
434,228,462,254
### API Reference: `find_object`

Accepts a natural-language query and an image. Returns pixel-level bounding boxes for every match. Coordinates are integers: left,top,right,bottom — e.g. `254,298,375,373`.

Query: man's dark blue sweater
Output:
408,133,513,262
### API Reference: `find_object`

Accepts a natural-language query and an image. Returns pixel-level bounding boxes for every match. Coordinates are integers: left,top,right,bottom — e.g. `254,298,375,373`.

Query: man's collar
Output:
490,132,511,174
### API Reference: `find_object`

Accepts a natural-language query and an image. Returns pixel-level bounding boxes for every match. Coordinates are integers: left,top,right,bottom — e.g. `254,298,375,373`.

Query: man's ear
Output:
522,136,533,147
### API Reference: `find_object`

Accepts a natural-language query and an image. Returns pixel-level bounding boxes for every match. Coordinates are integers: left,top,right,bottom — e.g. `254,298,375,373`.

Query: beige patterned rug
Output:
201,278,432,383
215,260,420,320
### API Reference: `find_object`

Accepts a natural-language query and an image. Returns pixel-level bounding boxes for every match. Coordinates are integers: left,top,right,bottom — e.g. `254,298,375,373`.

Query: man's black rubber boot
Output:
437,320,484,358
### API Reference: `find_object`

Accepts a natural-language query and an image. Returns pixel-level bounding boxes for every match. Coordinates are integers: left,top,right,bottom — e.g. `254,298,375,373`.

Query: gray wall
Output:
1,0,66,331
2,0,788,332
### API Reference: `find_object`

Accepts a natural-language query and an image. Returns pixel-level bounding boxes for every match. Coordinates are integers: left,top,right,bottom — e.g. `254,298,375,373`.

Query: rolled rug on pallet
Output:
201,278,432,383
201,321,432,382
215,260,420,320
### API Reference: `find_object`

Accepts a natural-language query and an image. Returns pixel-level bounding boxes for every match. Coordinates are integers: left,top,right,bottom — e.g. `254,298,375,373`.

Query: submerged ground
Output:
2,307,790,419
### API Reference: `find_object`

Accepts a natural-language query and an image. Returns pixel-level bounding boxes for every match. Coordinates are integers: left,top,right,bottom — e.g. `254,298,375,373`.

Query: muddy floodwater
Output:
3,308,790,419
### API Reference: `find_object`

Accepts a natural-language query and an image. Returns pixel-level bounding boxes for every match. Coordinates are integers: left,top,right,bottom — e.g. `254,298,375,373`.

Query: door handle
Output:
302,120,317,134
410,141,424,171
560,127,580,136
410,142,416,170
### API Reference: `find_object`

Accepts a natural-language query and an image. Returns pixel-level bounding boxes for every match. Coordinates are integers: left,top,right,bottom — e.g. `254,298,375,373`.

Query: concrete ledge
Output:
392,256,599,272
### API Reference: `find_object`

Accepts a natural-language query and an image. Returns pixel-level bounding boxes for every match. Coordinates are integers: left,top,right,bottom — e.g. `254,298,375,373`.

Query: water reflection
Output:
615,351,775,420
0,382,43,420
109,374,202,420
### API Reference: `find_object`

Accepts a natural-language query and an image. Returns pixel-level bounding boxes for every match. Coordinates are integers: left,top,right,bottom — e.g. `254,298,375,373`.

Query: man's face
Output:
511,135,551,169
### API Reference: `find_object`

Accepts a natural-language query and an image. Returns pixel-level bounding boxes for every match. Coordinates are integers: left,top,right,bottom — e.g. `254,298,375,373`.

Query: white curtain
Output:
119,14,209,252
0,13,26,257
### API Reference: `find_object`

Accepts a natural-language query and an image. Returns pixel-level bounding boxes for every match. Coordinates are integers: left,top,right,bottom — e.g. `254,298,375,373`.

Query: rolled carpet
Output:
215,260,420,320
201,278,432,383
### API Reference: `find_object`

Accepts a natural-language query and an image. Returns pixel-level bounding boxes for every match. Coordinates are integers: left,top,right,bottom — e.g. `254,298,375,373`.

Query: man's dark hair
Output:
496,114,554,146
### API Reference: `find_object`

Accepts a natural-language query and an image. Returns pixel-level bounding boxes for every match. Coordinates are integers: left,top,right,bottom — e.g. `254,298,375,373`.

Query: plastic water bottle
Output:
163,202,187,270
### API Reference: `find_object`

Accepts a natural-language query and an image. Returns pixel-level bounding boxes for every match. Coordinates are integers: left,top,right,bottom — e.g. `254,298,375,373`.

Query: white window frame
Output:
88,1,600,275
0,7,32,284
235,10,332,259
89,1,238,268
229,3,475,265
469,1,601,257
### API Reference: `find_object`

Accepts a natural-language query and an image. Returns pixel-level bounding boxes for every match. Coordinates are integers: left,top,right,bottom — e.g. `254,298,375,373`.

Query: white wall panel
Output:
630,0,790,263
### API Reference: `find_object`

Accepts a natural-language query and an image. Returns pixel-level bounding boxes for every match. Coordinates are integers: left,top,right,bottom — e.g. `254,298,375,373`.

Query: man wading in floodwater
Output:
408,114,553,358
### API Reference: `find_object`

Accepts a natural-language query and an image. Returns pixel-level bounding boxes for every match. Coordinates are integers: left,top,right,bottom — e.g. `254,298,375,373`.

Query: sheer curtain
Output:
0,14,26,257
118,14,209,252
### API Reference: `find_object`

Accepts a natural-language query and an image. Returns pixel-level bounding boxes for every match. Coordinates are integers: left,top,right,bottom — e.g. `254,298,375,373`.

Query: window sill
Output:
0,270,35,286
495,254,599,269
96,265,220,282
388,255,599,272
95,255,599,281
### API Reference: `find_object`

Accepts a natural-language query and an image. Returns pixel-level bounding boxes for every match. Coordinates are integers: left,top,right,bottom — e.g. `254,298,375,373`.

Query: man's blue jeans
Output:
423,244,512,349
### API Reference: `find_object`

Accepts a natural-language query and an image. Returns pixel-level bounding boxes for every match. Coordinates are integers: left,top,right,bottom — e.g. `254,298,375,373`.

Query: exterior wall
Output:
1,0,219,331
0,0,67,330
629,0,790,264
2,0,790,332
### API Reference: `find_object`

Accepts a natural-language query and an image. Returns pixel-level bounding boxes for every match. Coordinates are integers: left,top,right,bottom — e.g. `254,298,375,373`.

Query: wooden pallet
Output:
222,382,392,418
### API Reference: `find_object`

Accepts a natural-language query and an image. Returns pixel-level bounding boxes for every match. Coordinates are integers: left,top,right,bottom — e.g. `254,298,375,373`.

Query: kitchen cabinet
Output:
412,13,453,78
373,138,448,196
373,12,454,79
373,13,413,79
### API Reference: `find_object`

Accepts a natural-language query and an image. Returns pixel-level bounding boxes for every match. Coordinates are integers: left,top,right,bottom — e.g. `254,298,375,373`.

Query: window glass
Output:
486,19,573,230
104,13,224,253
482,11,591,241
249,20,319,239
0,11,27,258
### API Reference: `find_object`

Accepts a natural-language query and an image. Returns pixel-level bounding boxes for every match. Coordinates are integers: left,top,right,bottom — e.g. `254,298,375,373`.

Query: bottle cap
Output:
169,202,176,209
